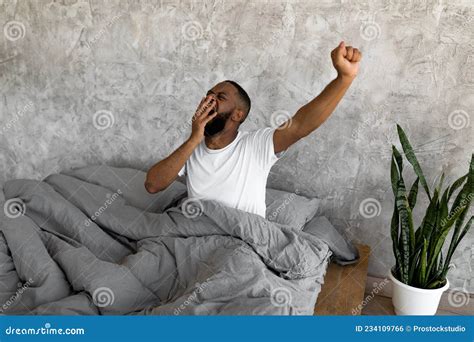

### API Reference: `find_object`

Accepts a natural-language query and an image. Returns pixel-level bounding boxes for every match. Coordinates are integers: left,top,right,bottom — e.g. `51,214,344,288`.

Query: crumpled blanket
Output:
0,166,331,315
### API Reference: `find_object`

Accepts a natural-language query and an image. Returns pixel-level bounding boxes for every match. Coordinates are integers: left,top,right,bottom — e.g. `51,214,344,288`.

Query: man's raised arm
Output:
273,41,362,153
145,95,217,193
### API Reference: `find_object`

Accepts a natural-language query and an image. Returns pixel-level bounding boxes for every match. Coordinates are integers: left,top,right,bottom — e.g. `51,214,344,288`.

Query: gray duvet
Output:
0,167,332,315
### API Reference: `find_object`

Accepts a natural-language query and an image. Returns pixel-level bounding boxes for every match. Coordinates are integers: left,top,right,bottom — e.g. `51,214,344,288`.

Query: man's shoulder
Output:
239,127,275,142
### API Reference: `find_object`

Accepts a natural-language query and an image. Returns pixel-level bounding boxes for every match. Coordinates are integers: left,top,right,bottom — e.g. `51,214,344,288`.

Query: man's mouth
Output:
204,111,227,137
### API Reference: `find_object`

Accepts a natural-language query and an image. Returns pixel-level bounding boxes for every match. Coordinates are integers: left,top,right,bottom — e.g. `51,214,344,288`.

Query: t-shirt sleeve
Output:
249,127,285,170
178,164,186,177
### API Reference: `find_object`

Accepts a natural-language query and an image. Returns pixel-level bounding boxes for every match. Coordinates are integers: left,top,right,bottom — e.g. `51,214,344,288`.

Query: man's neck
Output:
205,129,239,150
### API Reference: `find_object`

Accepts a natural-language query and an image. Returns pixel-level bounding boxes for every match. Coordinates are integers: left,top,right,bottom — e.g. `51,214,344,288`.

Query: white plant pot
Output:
389,269,449,315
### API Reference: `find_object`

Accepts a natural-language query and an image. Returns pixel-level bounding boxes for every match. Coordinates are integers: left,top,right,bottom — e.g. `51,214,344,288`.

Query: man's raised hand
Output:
331,41,362,80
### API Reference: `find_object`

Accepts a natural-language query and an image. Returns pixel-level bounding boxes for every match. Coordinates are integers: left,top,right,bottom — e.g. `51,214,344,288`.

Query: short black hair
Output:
224,80,251,121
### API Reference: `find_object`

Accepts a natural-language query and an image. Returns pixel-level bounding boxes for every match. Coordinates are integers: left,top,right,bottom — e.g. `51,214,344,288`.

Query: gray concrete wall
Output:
1,0,473,294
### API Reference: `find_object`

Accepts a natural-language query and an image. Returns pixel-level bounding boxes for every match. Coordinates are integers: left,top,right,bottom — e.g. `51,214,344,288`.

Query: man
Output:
145,41,361,218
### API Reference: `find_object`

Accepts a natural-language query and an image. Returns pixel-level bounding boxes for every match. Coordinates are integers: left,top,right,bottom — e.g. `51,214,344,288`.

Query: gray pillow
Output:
62,165,187,213
265,188,320,230
303,216,360,265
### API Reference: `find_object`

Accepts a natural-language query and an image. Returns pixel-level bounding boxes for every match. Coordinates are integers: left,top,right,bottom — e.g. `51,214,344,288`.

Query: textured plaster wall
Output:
0,1,473,293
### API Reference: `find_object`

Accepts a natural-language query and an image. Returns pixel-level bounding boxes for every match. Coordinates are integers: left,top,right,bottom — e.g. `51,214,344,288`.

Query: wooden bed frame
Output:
314,244,371,315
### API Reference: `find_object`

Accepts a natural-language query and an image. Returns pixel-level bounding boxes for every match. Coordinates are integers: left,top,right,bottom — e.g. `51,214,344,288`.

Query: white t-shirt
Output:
178,127,282,217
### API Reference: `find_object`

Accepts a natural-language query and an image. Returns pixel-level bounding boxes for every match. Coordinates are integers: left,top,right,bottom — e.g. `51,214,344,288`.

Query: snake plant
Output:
391,124,473,289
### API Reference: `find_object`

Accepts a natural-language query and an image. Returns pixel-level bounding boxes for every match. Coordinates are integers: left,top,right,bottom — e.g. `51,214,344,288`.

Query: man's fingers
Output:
194,97,206,116
202,96,214,108
338,41,346,57
200,98,217,118
205,104,217,118
203,111,218,124
195,96,215,117
346,46,354,61
352,49,362,62
198,96,207,108
338,44,362,63
332,41,347,63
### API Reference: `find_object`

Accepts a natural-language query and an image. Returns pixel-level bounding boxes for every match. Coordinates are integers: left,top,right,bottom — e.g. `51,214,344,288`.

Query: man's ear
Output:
231,109,245,123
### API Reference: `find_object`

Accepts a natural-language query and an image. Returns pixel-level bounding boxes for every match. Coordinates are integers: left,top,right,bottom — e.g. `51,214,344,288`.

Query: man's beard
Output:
204,110,232,137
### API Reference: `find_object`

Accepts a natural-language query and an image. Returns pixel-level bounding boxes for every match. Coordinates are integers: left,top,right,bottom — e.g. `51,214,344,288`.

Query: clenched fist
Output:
331,41,362,80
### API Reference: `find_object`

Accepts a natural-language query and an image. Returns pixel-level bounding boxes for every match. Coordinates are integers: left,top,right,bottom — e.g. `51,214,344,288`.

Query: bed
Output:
0,165,363,315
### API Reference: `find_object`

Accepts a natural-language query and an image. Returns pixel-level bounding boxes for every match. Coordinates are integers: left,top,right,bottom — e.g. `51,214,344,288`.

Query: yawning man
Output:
145,41,362,217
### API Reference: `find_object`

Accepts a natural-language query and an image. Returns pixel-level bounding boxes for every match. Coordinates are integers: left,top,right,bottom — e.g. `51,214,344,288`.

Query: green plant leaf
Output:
427,207,466,277
408,249,420,285
427,251,445,286
419,238,428,286
396,179,412,284
390,151,404,282
392,145,403,172
433,251,444,282
391,151,401,196
436,172,445,194
396,124,431,200
426,279,446,289
447,173,468,201
437,186,450,234
418,190,439,246
427,188,441,258
391,202,402,280
408,177,419,210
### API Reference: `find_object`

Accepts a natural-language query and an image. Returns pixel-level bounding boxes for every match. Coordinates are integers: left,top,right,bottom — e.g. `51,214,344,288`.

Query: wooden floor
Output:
314,244,371,315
